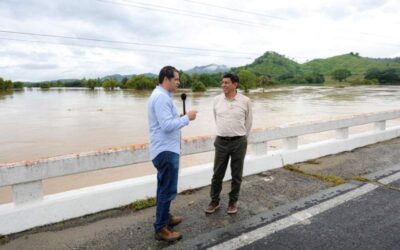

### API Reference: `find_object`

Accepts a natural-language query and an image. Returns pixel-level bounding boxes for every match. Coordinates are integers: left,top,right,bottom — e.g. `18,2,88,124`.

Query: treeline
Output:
181,70,325,92
0,77,24,91
182,70,325,92
0,71,322,93
327,67,400,85
364,68,400,84
15,72,224,91
3,66,398,93
269,72,325,85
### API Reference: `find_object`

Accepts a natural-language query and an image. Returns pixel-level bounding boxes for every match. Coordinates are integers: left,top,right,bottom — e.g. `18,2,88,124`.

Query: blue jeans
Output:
152,151,179,232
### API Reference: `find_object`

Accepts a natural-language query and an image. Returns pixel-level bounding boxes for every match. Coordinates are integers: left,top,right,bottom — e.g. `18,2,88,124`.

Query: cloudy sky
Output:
0,0,399,81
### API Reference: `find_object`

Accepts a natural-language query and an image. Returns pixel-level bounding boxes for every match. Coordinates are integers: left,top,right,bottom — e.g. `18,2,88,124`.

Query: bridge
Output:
1,110,400,249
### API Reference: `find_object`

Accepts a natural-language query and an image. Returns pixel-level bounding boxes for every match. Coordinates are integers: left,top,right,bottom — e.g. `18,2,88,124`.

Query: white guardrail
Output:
1,110,400,235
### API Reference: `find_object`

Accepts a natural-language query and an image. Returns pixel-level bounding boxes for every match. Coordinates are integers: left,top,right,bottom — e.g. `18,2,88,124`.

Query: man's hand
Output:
187,110,198,121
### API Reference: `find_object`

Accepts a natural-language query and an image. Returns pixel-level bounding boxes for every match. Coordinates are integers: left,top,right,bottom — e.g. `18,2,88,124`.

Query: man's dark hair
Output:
158,66,178,84
223,73,239,83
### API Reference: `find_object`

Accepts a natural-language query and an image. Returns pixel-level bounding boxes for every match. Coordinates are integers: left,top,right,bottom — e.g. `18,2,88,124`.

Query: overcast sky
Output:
0,0,399,81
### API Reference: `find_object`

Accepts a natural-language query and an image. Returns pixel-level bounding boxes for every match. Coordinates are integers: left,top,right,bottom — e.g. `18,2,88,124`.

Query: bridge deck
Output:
1,137,400,250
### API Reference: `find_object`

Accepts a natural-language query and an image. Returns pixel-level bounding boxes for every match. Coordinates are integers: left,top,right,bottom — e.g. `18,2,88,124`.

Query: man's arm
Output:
154,95,189,132
245,99,253,136
213,97,217,122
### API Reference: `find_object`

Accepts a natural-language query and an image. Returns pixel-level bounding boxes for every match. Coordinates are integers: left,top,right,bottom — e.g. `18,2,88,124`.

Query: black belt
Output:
217,136,244,141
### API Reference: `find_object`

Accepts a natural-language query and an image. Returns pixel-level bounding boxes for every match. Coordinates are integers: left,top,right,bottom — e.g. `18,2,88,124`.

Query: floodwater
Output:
1,85,400,203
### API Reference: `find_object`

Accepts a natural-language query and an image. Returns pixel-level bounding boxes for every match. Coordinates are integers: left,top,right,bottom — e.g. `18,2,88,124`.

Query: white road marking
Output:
209,170,400,250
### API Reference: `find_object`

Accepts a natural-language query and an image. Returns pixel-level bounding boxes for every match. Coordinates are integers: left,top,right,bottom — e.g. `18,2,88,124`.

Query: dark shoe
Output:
155,226,182,242
227,201,237,214
205,201,220,214
169,214,183,227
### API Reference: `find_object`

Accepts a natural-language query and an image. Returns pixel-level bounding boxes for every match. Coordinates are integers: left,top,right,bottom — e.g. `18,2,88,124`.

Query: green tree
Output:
305,72,325,84
238,70,257,93
258,75,270,91
13,81,24,89
40,82,51,89
191,73,200,82
289,75,307,84
378,68,400,84
0,78,13,91
332,69,351,82
277,72,294,81
119,77,129,89
86,79,97,90
198,74,215,87
5,80,13,90
208,73,224,87
81,78,87,88
191,81,206,92
179,71,193,88
102,79,118,90
54,80,63,87
126,75,154,90
364,68,381,80
64,80,84,87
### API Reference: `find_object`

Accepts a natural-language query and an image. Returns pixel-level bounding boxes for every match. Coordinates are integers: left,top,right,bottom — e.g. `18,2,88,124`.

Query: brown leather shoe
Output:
227,201,237,214
155,226,182,242
205,201,220,214
169,214,183,227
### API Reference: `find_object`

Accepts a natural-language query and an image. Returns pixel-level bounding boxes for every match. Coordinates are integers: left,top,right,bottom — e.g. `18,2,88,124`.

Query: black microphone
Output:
180,93,187,115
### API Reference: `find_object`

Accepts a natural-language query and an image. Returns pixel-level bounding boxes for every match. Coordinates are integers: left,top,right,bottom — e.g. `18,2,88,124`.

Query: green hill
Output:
302,53,400,76
232,51,302,78
233,51,400,79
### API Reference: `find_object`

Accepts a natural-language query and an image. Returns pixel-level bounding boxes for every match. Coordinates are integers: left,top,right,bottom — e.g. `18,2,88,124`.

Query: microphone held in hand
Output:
180,93,187,115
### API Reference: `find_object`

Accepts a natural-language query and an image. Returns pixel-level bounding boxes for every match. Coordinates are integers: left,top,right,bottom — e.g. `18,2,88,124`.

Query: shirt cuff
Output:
181,115,190,125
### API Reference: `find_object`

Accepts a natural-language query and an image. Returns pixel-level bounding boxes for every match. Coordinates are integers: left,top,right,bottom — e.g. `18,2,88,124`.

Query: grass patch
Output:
129,197,156,211
350,176,373,183
315,175,346,186
284,164,345,186
283,164,306,174
180,187,202,195
304,159,320,165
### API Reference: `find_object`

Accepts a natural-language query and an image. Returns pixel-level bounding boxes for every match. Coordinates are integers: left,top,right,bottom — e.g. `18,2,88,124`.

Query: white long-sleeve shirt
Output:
148,86,190,160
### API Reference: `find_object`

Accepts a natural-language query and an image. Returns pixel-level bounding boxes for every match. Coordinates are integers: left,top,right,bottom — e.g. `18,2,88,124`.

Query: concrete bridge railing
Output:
1,110,400,235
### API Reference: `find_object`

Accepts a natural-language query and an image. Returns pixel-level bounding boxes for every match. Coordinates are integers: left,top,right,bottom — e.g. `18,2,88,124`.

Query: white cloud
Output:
0,0,399,81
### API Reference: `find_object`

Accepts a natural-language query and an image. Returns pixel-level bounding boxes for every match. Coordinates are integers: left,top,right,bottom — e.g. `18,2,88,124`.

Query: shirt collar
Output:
224,92,238,101
156,85,173,97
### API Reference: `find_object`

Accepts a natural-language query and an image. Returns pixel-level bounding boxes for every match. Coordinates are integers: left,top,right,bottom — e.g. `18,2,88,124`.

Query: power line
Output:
0,37,253,60
96,0,276,28
0,29,259,56
182,0,287,20
96,0,400,49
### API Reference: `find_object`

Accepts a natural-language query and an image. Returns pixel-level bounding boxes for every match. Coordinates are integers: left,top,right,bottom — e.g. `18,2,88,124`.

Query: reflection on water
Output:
0,91,14,101
1,85,400,163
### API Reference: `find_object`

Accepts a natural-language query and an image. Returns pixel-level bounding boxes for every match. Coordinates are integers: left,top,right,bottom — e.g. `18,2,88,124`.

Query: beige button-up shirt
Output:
213,93,253,137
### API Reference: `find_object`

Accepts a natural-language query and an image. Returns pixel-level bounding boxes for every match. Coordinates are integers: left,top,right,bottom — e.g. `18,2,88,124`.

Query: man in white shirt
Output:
148,66,197,241
205,73,253,215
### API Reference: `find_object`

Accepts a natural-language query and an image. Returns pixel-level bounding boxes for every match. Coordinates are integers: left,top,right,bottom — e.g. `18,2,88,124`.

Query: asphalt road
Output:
241,180,400,250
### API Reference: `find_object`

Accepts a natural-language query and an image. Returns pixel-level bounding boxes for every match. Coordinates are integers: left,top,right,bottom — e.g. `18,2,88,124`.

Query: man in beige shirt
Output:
205,73,253,215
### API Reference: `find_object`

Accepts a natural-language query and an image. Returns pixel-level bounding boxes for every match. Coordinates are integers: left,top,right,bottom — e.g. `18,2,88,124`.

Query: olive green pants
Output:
210,136,248,203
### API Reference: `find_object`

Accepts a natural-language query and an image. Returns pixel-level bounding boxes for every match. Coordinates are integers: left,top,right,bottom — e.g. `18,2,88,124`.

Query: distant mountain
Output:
143,72,157,78
185,64,230,74
101,74,131,82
